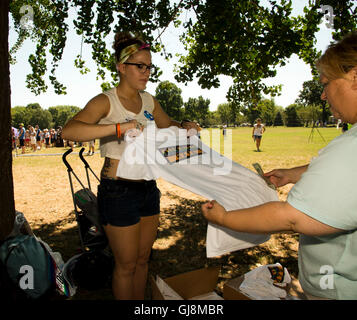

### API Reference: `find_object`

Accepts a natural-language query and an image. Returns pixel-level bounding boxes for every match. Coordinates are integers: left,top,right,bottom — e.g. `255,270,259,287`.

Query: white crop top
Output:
98,87,155,160
253,123,264,136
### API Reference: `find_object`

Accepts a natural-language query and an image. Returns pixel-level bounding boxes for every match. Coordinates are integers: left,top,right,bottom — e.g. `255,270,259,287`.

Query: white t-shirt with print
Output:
116,124,278,257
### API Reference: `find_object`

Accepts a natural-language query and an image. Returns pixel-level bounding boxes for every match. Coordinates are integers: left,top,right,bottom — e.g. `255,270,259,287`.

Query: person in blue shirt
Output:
18,123,26,154
202,31,357,300
35,125,42,150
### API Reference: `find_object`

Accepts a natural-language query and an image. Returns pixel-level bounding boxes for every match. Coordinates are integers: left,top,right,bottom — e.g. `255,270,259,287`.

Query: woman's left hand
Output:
201,200,227,226
182,121,201,137
182,121,200,131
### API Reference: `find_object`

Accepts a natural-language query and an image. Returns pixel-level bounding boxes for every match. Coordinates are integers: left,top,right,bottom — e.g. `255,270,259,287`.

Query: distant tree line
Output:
12,79,330,130
11,103,81,129
155,79,331,128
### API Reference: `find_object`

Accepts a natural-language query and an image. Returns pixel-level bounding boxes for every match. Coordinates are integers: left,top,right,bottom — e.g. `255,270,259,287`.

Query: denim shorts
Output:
97,178,161,227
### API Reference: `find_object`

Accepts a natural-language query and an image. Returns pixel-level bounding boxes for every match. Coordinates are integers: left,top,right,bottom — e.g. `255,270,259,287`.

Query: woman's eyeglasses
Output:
123,62,157,74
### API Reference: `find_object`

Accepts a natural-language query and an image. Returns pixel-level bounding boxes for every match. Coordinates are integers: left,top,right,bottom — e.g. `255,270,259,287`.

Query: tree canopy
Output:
296,79,324,107
155,80,184,119
217,103,233,126
183,96,210,126
285,103,302,127
295,79,330,123
9,0,357,106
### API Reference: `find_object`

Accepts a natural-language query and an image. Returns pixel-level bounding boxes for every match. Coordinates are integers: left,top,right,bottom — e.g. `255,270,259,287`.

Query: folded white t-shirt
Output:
117,124,278,257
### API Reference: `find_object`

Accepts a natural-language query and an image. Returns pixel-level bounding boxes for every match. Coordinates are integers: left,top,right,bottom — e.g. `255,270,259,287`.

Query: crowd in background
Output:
11,124,89,154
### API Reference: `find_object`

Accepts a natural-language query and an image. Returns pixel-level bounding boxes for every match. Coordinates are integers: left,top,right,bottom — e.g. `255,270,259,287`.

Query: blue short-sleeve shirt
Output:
287,123,357,299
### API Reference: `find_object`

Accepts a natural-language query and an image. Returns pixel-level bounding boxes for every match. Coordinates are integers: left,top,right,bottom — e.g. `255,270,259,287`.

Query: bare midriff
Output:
100,157,145,182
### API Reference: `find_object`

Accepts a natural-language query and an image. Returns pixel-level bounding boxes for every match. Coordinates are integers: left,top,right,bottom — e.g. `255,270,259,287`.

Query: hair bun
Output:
113,31,146,62
113,32,134,51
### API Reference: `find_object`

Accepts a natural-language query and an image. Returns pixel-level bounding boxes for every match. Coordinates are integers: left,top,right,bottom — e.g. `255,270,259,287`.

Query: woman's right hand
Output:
264,165,308,187
201,200,227,226
263,169,292,188
121,119,142,134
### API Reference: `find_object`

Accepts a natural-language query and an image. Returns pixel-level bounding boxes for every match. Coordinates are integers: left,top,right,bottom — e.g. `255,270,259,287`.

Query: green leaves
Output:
176,0,301,105
9,0,357,109
183,96,210,125
10,0,70,94
155,80,184,119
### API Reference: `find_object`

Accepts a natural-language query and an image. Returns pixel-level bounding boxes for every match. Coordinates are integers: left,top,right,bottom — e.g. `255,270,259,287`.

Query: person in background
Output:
40,128,45,147
196,123,201,139
56,126,64,147
29,126,37,152
44,129,50,148
87,140,95,156
202,31,357,300
11,127,17,150
252,118,265,152
35,125,42,150
62,31,199,300
18,123,26,154
50,128,56,147
25,126,30,148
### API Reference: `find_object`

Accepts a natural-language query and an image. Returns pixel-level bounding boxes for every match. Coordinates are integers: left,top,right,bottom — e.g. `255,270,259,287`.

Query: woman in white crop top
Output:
62,32,199,300
252,118,265,152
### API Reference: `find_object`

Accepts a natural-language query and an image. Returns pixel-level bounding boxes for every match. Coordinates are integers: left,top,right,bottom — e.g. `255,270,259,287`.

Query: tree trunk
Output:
0,0,15,241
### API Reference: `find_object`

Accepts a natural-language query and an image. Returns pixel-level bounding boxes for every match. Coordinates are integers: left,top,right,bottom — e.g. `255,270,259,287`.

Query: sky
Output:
9,1,335,112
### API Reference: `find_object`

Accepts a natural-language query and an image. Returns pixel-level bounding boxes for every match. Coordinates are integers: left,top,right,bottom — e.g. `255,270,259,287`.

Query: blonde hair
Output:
316,31,357,80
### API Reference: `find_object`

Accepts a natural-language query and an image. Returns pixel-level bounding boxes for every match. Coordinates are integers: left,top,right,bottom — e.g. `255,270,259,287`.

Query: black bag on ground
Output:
65,249,114,291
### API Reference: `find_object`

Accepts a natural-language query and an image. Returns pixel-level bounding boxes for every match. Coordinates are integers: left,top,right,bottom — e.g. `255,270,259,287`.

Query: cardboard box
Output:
151,266,249,300
151,266,305,300
151,267,224,300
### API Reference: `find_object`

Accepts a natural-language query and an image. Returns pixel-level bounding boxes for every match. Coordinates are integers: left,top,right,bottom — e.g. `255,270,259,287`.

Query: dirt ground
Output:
12,149,299,300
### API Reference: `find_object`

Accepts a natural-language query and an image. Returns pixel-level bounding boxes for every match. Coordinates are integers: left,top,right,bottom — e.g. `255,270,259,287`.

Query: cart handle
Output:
79,147,89,168
79,147,100,183
62,148,73,171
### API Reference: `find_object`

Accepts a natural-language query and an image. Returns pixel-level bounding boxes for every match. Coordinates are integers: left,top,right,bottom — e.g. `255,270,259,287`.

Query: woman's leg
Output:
256,137,261,151
133,214,160,299
103,214,159,300
104,223,141,300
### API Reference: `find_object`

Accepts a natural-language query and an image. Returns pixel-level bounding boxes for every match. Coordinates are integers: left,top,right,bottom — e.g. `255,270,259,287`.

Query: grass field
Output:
202,126,339,168
12,126,341,300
